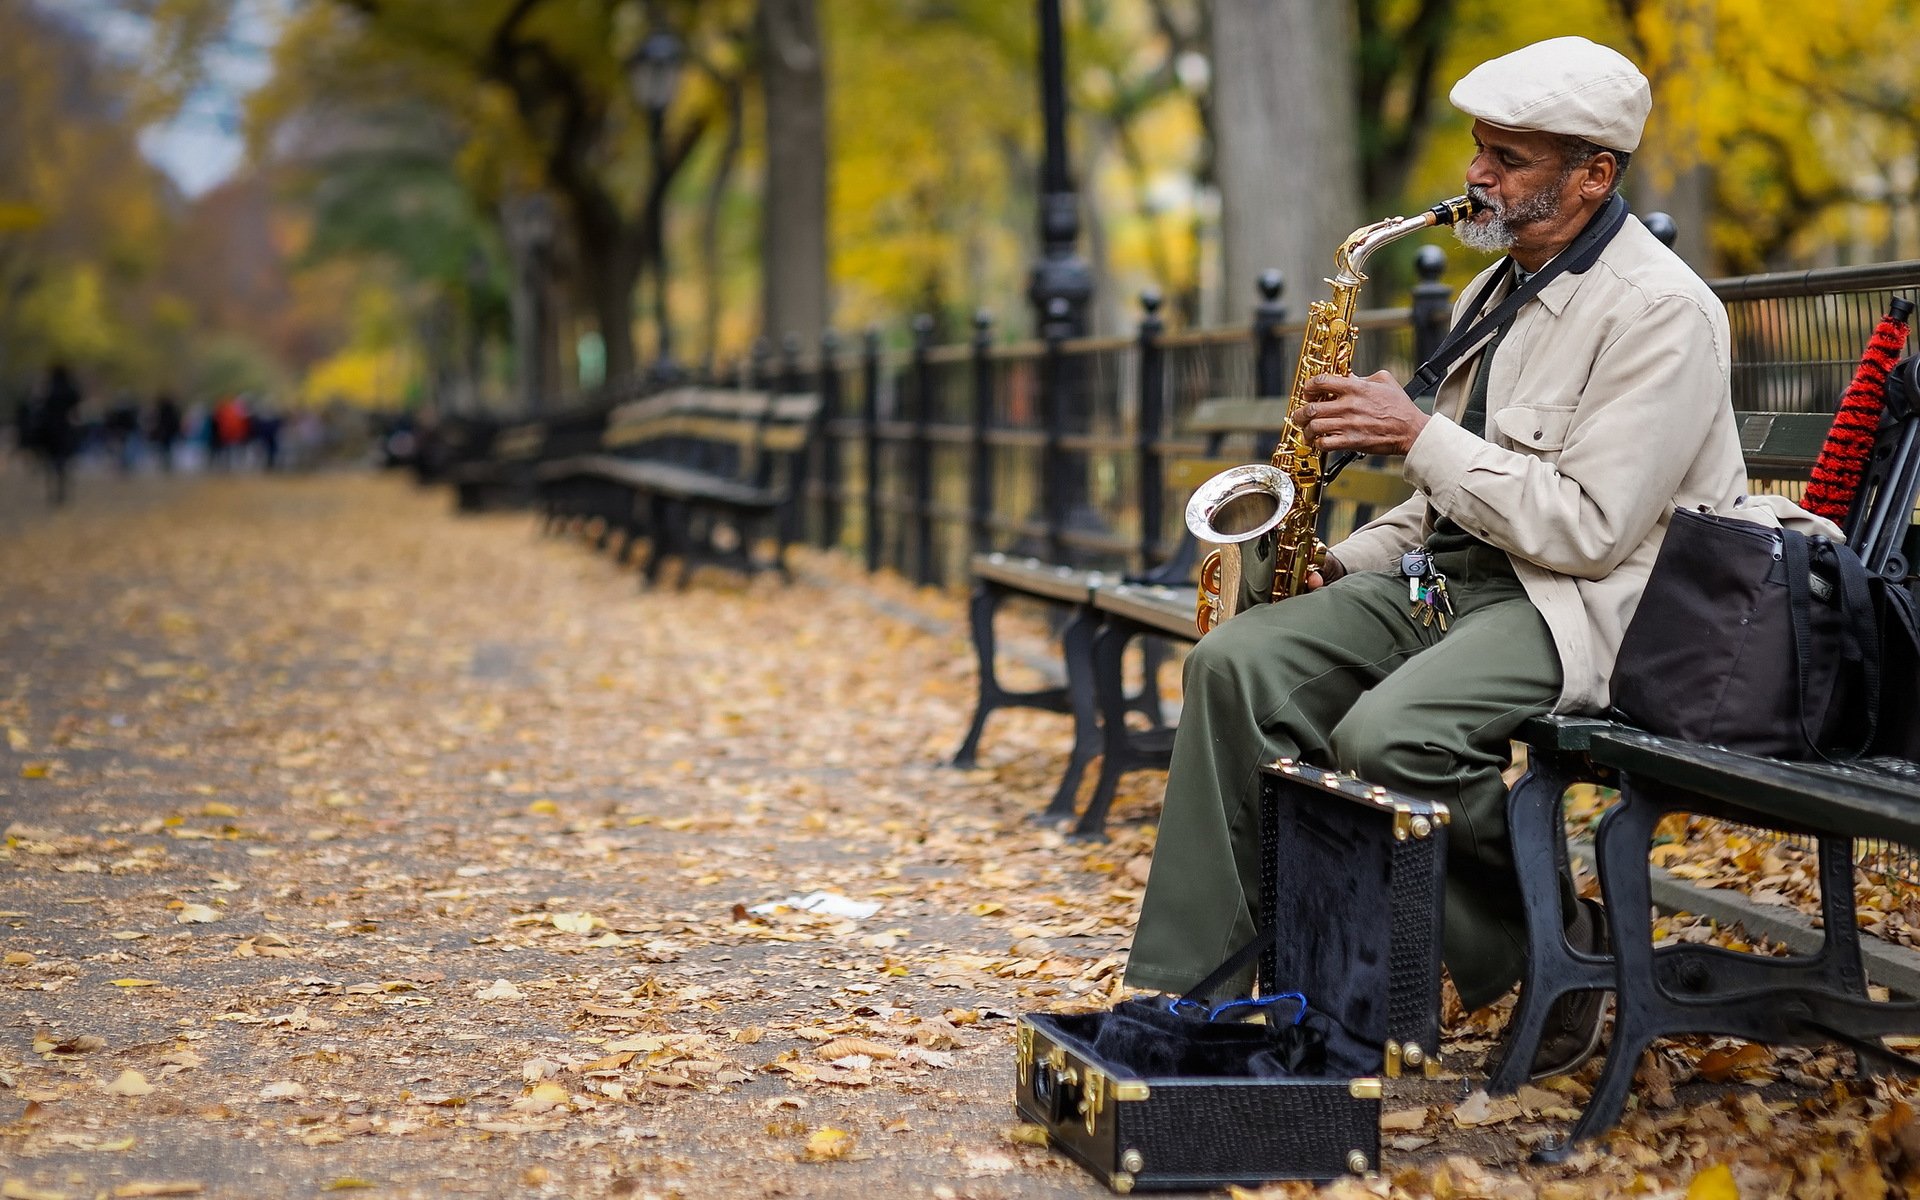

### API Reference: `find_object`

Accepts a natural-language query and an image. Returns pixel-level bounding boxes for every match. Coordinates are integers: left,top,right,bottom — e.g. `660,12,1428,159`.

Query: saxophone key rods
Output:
1187,195,1478,634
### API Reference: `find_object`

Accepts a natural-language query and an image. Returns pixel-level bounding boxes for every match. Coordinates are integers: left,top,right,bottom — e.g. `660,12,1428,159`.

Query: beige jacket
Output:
1330,216,1748,714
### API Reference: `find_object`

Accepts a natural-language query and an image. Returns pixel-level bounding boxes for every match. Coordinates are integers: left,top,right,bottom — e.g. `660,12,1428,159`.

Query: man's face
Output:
1456,121,1581,254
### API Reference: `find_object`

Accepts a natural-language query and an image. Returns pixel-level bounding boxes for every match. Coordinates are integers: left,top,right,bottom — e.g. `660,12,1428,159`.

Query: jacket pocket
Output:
1492,403,1578,451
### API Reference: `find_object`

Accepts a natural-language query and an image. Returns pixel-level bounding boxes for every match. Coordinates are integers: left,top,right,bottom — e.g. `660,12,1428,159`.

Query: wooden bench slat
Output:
1091,582,1200,638
1588,728,1920,847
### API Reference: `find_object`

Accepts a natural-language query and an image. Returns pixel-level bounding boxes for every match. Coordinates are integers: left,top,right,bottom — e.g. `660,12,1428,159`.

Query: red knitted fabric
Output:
1804,314,1911,520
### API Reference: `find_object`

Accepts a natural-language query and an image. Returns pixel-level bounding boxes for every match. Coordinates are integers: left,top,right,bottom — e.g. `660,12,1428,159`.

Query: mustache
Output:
1466,184,1503,215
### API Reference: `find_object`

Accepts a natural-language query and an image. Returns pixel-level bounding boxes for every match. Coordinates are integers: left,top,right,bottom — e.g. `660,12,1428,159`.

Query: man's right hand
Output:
1304,554,1346,591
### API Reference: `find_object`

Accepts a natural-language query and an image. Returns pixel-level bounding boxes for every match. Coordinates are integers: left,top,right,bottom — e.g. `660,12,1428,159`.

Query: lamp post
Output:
1027,0,1093,339
626,26,686,382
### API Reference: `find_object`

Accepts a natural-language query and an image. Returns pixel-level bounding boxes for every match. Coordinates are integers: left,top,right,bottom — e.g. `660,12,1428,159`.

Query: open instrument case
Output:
1014,761,1450,1192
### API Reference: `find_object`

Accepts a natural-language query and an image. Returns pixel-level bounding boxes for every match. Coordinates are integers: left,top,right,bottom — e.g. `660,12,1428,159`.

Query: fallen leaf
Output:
509,1082,570,1114
1686,1162,1740,1200
1380,1107,1428,1131
105,1071,154,1097
475,979,523,1001
110,1185,202,1198
109,979,163,988
1450,1089,1522,1128
174,904,221,924
803,1128,855,1162
260,1081,307,1101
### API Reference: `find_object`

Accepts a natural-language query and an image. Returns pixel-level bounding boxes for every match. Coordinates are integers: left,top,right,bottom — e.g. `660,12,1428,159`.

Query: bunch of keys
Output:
1399,549,1454,632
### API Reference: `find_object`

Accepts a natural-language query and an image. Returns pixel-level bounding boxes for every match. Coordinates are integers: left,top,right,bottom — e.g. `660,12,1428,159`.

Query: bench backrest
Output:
601,387,824,490
1164,396,1919,582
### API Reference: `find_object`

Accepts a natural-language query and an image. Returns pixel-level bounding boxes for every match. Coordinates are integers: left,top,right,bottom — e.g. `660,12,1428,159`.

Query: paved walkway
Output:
0,467,1162,1198
1,465,1912,1199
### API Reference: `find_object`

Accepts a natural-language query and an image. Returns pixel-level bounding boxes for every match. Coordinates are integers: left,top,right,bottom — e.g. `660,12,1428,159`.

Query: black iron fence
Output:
782,254,1920,593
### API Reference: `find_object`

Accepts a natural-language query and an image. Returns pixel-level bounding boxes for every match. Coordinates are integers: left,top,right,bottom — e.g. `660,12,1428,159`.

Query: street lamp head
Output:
626,28,685,115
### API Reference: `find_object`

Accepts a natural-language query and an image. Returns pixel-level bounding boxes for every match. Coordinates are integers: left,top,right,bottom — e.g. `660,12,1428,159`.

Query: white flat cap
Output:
1450,36,1651,153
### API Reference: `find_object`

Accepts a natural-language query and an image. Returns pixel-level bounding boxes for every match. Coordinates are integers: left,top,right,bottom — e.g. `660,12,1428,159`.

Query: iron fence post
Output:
781,333,805,395
816,330,842,550
1410,244,1452,398
911,314,937,586
969,309,995,557
750,337,774,390
1253,270,1288,448
1135,289,1166,571
862,325,882,573
1041,296,1070,561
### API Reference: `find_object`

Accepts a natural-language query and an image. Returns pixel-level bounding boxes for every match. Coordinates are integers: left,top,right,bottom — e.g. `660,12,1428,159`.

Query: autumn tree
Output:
0,5,177,394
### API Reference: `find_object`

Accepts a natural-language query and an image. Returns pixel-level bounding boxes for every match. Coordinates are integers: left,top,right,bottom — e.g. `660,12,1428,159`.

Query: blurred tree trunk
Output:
759,0,829,349
1210,0,1360,324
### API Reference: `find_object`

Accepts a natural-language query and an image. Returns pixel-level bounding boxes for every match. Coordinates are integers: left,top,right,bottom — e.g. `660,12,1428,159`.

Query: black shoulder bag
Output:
1611,509,1884,762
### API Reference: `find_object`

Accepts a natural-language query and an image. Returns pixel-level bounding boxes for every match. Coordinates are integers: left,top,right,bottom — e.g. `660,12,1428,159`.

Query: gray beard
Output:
1453,178,1567,253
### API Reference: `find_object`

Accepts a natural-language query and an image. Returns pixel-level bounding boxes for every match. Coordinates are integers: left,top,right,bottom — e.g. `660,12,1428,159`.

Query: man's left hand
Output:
1300,371,1428,456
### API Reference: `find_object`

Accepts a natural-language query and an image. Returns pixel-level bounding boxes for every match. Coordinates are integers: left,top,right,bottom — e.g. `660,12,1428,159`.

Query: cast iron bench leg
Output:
1534,787,1665,1161
1037,607,1103,823
1069,618,1135,840
950,583,1072,768
1486,750,1614,1095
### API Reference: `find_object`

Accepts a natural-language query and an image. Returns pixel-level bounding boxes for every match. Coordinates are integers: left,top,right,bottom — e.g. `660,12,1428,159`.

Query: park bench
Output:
1473,389,1920,1151
449,406,608,513
952,395,1302,820
534,386,823,585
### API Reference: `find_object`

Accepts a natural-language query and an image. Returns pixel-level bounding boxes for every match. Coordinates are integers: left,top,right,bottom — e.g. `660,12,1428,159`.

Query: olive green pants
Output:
1124,542,1563,1011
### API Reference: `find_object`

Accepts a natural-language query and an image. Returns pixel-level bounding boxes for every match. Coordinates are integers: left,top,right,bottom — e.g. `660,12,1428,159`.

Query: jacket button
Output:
1533,429,1544,439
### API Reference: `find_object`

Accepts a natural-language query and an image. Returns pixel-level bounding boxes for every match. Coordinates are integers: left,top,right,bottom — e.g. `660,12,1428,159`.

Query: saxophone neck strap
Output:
1406,192,1631,398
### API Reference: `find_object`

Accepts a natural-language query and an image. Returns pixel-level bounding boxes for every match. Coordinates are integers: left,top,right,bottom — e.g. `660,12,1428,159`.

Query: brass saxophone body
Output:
1186,195,1476,634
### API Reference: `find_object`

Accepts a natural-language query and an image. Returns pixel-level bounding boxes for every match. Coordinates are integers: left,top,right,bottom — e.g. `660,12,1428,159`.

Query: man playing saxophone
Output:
1125,36,1748,1079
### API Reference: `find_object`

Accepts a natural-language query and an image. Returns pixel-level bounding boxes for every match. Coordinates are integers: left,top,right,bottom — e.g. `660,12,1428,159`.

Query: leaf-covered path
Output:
2,471,1917,1199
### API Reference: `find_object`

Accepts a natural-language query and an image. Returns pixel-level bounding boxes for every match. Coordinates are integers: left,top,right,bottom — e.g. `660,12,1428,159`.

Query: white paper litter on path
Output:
747,891,882,919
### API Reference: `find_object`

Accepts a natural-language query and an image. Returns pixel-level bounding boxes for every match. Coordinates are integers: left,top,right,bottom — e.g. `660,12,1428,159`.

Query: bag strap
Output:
1324,193,1631,483
1786,533,1882,761
1178,919,1287,1008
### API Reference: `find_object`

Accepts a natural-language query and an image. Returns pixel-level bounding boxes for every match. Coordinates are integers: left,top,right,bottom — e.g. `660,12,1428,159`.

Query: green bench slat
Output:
1588,728,1920,847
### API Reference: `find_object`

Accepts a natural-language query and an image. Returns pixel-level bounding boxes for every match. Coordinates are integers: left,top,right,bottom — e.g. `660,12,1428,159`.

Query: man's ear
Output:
1581,152,1618,199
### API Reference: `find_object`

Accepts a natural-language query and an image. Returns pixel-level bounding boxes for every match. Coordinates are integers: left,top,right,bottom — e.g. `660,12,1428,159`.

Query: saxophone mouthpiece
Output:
1429,195,1479,227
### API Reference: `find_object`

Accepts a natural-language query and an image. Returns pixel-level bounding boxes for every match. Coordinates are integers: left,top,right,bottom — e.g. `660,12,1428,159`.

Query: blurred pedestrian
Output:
212,395,250,470
29,363,82,505
104,396,141,475
252,403,283,470
150,393,183,473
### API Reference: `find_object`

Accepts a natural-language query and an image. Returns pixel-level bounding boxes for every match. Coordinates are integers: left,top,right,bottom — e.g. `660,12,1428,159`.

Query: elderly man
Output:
1125,36,1748,1078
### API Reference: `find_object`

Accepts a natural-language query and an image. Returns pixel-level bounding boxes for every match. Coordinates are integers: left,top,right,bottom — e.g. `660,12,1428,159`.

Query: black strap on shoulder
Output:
1323,192,1632,484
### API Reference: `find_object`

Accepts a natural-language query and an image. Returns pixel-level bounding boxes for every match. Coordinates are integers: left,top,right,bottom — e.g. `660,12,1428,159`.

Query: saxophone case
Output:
1014,761,1449,1192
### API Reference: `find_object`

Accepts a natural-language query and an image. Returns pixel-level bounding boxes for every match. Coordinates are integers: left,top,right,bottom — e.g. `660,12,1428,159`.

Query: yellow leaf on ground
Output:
175,905,220,924
510,1082,570,1114
104,1070,153,1097
804,1128,855,1161
109,1185,201,1198
1686,1162,1740,1200
321,1180,378,1192
3,1180,70,1200
109,979,163,988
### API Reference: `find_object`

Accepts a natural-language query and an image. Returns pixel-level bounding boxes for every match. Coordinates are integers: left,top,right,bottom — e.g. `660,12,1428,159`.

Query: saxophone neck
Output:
1330,195,1476,289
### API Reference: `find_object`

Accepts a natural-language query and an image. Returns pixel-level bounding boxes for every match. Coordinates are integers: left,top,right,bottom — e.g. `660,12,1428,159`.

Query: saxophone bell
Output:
1185,465,1297,633
1184,463,1296,546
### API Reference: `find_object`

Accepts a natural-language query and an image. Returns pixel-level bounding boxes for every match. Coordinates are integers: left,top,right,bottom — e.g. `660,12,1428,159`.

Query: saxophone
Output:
1185,195,1477,634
